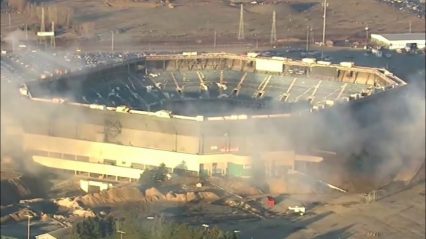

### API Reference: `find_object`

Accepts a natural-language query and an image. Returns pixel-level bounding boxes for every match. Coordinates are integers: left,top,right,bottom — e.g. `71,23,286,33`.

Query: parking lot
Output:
378,0,425,18
1,48,147,82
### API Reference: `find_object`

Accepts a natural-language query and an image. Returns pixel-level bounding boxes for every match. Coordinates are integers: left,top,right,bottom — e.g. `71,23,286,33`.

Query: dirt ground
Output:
1,0,425,47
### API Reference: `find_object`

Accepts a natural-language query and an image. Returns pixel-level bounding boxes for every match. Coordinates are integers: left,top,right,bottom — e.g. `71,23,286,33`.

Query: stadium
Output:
17,52,406,182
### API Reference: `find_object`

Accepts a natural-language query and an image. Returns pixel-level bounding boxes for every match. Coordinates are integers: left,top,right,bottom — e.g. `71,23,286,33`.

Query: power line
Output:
238,4,245,40
321,0,328,58
270,10,277,45
25,23,28,41
41,7,45,32
51,21,56,48
306,25,311,52
111,30,114,52
321,0,327,46
213,30,217,48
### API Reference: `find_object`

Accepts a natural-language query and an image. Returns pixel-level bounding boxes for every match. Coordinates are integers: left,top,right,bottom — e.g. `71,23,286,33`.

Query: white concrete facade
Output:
371,33,426,50
23,133,322,180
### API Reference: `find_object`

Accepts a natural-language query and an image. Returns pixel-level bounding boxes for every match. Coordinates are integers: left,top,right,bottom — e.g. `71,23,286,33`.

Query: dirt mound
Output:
75,185,220,208
198,191,220,201
145,187,165,202
164,190,219,203
78,186,145,207
165,192,187,202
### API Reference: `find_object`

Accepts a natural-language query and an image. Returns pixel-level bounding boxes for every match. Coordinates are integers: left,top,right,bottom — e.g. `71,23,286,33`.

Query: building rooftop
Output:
375,33,425,41
35,227,72,239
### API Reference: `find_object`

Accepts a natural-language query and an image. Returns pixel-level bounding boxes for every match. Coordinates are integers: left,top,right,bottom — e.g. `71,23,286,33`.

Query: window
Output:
63,154,75,160
49,152,62,158
76,155,89,162
131,163,145,169
104,159,116,165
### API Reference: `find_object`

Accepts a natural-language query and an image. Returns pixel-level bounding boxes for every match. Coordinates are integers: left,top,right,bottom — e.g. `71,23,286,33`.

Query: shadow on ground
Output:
312,225,354,239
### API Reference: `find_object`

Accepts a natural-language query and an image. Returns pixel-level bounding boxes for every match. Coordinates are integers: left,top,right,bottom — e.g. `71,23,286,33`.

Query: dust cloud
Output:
1,31,88,176
1,29,424,193
289,69,425,190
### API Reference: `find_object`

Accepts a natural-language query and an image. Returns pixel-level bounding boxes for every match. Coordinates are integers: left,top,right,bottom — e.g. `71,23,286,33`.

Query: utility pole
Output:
321,0,328,58
213,30,217,48
365,26,369,47
238,4,245,40
111,30,114,52
41,7,45,32
51,21,56,48
25,23,28,41
270,10,277,45
306,25,311,52
27,215,33,239
40,7,46,47
11,37,15,52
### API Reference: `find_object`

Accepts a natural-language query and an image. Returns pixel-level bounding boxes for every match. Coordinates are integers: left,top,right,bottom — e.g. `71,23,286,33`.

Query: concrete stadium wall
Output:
23,133,317,179
33,156,144,179
17,98,299,156
24,133,204,172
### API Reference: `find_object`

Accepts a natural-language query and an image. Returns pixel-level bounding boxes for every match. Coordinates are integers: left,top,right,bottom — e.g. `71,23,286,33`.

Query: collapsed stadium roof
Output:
11,52,408,180
20,52,406,120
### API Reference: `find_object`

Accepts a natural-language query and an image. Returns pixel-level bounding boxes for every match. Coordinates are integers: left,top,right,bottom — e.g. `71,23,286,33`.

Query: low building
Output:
370,33,426,50
35,227,72,239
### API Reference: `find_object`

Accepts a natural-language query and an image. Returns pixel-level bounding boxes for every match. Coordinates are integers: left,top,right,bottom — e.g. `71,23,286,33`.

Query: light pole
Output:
111,30,114,52
117,230,126,239
25,23,28,41
365,26,369,48
306,25,312,52
214,30,217,49
27,215,33,239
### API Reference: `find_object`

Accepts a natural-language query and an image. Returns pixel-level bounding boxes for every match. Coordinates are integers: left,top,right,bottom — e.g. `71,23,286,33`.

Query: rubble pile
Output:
55,197,96,218
74,186,221,207
223,197,266,218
